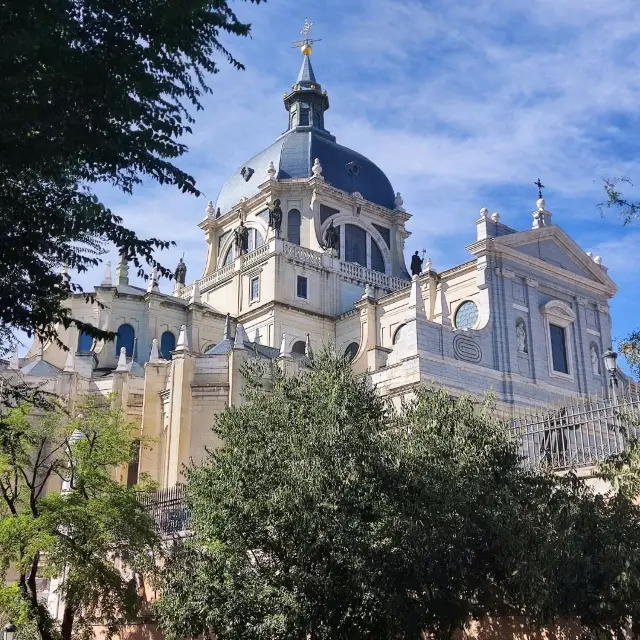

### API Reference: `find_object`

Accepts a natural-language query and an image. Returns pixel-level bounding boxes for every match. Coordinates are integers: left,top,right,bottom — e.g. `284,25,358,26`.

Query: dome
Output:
214,54,396,215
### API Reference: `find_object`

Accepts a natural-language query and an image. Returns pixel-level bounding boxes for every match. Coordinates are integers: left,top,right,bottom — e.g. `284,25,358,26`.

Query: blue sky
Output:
84,0,640,364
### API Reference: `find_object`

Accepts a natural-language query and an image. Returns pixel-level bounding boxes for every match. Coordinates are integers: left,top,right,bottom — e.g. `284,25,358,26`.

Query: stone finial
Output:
279,333,290,358
312,157,323,178
224,313,232,340
149,338,161,363
147,267,159,293
594,255,603,265
305,333,314,359
175,324,190,352
531,197,553,229
205,200,215,218
64,349,75,373
536,197,546,211
361,283,374,300
101,261,112,287
480,207,489,219
586,251,593,258
115,347,128,372
253,327,261,344
425,256,433,272
233,323,249,350
115,254,129,286
491,212,500,222
189,279,201,304
394,192,405,211
267,160,277,179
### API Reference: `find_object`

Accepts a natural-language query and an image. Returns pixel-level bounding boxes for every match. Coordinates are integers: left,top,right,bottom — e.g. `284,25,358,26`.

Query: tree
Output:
0,0,262,355
0,395,159,640
600,177,640,375
155,351,640,640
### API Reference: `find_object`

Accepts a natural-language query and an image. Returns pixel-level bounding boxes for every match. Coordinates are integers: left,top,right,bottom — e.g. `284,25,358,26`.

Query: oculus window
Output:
454,301,479,330
344,342,359,362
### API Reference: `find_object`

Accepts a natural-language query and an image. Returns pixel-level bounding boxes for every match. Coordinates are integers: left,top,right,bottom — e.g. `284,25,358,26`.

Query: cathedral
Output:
9,45,620,493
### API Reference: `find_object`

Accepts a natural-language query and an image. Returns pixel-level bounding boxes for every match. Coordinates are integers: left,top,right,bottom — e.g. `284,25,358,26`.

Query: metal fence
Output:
138,484,189,535
509,387,640,470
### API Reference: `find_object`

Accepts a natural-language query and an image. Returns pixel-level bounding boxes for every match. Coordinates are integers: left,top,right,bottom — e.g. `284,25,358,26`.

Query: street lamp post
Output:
603,348,619,402
3,621,16,640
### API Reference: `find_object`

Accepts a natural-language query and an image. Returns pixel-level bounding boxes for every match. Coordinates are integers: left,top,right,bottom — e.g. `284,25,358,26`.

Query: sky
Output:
83,0,640,363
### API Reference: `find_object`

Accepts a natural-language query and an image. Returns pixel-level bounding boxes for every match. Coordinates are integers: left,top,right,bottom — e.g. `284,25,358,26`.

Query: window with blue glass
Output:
371,239,385,273
288,209,301,245
454,301,479,330
160,331,176,360
77,330,93,353
345,224,367,267
549,324,569,374
115,323,135,357
296,275,308,299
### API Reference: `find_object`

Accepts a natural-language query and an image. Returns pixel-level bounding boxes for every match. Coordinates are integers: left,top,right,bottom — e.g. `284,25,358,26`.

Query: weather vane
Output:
534,178,545,199
292,17,321,55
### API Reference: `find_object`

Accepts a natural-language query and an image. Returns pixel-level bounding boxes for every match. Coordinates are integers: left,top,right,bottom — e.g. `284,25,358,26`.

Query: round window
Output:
344,342,359,362
454,301,479,330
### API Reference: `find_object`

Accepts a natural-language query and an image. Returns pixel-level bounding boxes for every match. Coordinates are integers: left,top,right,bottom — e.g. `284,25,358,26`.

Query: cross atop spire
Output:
534,178,545,199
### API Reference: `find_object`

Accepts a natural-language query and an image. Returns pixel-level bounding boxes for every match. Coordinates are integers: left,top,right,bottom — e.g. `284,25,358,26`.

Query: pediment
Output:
492,226,617,294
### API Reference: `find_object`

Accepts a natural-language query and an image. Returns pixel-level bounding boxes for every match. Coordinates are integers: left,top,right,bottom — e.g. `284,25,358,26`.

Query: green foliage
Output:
0,395,159,640
156,351,640,640
0,0,262,355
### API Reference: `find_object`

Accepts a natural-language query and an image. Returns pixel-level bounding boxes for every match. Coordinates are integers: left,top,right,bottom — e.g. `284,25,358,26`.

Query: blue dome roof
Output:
214,55,396,215
215,130,396,215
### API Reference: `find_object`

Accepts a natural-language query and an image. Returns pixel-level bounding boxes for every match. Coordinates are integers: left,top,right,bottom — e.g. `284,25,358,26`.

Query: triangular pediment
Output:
492,226,617,294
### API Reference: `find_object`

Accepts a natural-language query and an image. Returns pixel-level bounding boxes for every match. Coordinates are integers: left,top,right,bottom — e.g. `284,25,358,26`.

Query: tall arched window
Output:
247,228,265,252
345,224,366,267
222,245,234,266
291,340,306,355
115,324,135,358
77,330,93,353
371,239,385,273
288,209,301,245
160,331,176,360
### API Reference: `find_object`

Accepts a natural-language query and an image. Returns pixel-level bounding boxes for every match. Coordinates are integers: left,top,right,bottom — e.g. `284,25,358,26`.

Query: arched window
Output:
247,228,265,252
288,209,301,245
344,342,359,362
291,340,306,355
77,330,93,353
222,245,234,266
371,239,385,273
115,324,135,357
392,324,406,345
345,224,367,267
160,331,176,360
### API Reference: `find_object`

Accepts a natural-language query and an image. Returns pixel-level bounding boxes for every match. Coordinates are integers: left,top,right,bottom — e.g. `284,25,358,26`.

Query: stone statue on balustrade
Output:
267,198,283,238
323,221,339,255
234,220,249,255
174,256,187,286
410,251,423,276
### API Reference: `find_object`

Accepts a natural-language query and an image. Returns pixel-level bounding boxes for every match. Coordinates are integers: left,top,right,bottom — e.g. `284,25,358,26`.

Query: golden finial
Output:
292,17,321,56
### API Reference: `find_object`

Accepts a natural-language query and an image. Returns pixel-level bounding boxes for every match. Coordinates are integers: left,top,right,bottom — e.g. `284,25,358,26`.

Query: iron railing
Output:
509,387,640,470
138,484,189,535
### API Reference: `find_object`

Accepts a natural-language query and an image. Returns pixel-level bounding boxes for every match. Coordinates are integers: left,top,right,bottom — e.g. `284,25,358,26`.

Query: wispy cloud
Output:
75,0,640,343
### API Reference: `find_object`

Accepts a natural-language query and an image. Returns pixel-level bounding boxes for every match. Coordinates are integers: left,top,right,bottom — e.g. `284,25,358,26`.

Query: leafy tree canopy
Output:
0,395,159,640
156,351,640,640
0,0,261,355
